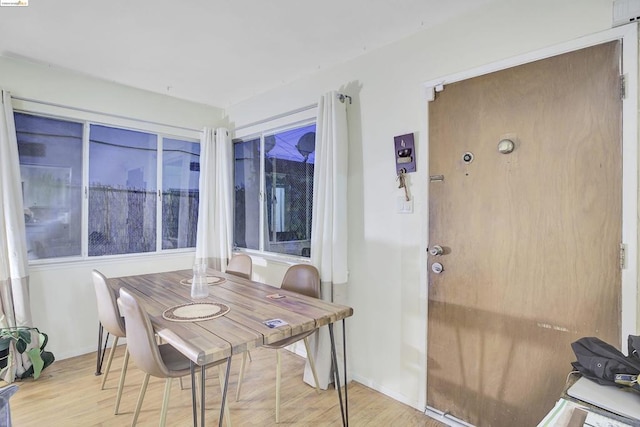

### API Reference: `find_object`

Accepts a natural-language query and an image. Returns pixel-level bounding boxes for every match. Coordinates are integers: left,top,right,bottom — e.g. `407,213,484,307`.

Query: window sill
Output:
235,249,312,267
27,249,195,272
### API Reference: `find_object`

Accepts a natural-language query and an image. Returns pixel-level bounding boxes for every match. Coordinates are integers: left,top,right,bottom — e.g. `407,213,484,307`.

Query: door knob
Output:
429,245,444,256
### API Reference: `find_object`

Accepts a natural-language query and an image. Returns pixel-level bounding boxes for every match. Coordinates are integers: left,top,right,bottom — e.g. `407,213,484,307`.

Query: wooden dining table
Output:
98,268,353,427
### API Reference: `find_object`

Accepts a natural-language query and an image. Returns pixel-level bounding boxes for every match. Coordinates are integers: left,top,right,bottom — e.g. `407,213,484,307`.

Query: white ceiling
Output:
0,0,494,108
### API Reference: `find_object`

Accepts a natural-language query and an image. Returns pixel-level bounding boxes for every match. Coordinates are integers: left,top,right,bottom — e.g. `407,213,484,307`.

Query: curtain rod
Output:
234,92,352,132
10,95,202,133
234,103,317,132
338,93,352,104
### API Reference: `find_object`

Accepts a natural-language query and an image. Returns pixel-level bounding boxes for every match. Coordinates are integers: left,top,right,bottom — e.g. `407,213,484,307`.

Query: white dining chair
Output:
92,269,129,415
235,264,321,423
118,288,231,427
226,254,252,280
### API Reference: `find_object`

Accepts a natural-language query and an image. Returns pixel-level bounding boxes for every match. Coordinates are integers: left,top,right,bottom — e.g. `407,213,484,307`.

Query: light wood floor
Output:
8,345,446,426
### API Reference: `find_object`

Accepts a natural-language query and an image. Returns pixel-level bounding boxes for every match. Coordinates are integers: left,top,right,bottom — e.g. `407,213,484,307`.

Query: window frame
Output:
233,115,317,261
14,106,201,265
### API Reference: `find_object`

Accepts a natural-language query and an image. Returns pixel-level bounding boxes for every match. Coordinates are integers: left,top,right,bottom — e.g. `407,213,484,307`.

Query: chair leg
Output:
101,336,119,390
114,346,129,414
217,364,232,427
234,351,248,402
275,349,281,423
303,337,321,393
247,349,252,362
131,373,150,427
177,364,196,390
159,378,172,427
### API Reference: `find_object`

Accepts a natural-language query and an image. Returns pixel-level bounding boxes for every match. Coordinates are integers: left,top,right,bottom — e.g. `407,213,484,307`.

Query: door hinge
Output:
620,243,626,270
620,74,626,100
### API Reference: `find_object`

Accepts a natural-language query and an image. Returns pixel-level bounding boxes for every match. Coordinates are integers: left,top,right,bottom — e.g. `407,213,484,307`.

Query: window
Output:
16,113,83,260
234,122,316,257
15,112,200,261
161,138,200,249
88,125,158,256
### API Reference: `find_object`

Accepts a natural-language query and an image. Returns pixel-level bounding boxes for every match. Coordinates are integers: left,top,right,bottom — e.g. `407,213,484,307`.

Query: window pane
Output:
16,113,83,260
89,125,157,256
264,124,315,257
162,138,199,249
234,137,260,250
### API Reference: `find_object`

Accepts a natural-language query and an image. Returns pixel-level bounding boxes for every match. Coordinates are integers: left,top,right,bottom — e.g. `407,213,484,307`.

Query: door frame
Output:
419,23,638,420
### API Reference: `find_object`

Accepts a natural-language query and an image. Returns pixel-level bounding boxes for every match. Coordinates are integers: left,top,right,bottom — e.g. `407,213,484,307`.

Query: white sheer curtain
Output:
303,91,349,390
195,127,233,270
0,89,34,382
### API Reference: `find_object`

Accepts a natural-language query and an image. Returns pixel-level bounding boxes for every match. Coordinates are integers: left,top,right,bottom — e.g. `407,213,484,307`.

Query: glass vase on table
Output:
191,262,209,299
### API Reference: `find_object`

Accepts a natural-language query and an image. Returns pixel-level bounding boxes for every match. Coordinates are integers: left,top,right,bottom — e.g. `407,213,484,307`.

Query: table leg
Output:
328,323,348,426
95,323,109,376
190,362,197,427
95,323,103,375
219,357,231,427
201,364,206,427
342,319,348,425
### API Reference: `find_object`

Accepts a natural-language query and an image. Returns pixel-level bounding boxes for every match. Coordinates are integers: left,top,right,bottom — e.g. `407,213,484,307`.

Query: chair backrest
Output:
118,288,171,378
0,384,18,427
226,254,252,280
281,264,320,299
92,270,126,338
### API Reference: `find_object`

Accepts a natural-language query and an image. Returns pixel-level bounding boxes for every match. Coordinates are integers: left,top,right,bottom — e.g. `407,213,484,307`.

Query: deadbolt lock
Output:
431,262,444,274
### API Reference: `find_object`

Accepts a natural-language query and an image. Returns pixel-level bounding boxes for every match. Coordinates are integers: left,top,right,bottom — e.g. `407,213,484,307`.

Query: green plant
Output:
0,326,47,380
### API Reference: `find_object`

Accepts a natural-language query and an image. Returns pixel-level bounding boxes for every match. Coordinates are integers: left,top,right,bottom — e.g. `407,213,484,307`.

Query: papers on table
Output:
263,318,288,328
538,398,636,427
566,377,640,421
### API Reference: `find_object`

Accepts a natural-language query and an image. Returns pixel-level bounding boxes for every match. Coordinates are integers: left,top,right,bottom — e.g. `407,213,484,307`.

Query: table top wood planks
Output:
107,268,354,366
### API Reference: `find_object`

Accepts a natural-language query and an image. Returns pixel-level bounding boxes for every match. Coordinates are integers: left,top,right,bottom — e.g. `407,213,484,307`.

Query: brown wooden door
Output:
427,41,622,427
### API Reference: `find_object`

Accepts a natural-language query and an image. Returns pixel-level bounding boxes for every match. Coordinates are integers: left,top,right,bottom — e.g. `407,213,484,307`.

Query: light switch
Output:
397,196,413,214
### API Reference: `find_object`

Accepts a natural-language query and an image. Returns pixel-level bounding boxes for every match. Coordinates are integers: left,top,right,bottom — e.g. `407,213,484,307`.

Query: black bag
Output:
571,336,640,390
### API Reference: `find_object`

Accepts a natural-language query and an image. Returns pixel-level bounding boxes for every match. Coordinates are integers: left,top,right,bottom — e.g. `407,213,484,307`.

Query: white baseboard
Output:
425,407,475,427
54,343,105,362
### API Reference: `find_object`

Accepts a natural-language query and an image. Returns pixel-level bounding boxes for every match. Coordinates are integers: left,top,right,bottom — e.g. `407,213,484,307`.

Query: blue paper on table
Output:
263,319,287,328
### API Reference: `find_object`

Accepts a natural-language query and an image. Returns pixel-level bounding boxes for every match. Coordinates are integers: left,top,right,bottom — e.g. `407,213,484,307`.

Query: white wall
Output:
28,255,193,359
0,56,222,131
0,0,620,412
225,0,615,411
0,55,225,360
